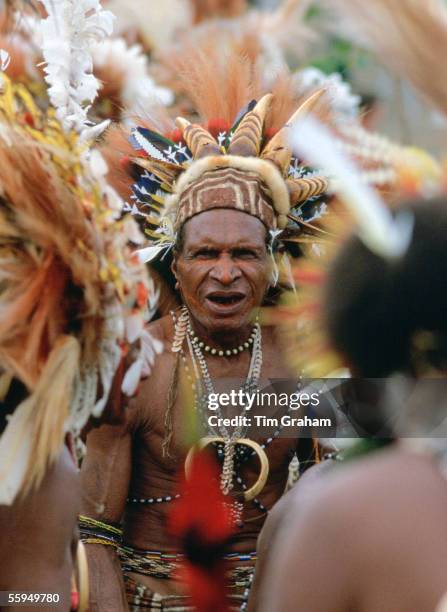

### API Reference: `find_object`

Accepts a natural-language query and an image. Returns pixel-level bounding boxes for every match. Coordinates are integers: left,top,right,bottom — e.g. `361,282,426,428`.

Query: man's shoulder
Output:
146,313,174,345
289,446,442,534
126,315,175,423
142,314,178,383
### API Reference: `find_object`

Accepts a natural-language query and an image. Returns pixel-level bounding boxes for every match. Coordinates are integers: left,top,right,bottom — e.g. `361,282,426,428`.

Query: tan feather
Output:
191,0,247,23
228,93,273,156
262,88,327,174
0,130,101,391
130,156,183,186
99,123,134,200
155,30,262,124
175,117,221,158
0,336,80,504
287,176,329,206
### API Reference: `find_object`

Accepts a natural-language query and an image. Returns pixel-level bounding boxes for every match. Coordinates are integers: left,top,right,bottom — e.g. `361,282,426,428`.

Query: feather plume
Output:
91,37,173,120
99,118,175,201
38,0,114,137
0,335,79,504
155,28,329,132
155,30,262,124
0,78,161,503
327,0,447,117
290,117,414,259
191,0,247,23
131,127,171,162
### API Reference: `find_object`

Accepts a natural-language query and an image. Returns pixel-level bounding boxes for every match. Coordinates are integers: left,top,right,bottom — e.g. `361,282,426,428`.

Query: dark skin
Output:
0,445,80,612
172,209,271,345
258,447,447,612
81,209,309,610
247,460,334,612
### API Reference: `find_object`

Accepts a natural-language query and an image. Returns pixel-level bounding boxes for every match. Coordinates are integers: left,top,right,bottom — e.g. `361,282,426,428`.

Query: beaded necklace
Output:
174,306,263,494
169,306,264,525
187,315,262,493
188,323,258,356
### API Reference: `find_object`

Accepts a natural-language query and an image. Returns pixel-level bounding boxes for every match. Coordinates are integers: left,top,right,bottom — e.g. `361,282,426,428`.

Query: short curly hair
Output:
324,198,447,377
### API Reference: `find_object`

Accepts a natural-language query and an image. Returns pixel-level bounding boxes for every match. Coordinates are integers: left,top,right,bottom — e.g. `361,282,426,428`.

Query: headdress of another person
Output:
0,74,160,505
267,116,442,377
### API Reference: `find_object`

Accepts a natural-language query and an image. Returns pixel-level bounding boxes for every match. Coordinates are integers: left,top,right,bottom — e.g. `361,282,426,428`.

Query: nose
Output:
209,254,242,285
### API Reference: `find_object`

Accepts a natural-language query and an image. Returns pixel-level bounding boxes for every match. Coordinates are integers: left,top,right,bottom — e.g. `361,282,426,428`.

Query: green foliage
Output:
311,37,370,79
303,3,372,79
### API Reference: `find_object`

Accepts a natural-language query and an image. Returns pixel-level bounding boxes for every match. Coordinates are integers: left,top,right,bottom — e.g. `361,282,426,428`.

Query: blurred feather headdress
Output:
0,72,161,505
126,32,433,264
267,114,443,378
327,0,447,117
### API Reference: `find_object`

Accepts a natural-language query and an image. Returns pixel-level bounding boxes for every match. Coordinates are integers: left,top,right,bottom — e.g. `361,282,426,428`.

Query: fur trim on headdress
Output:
123,27,419,262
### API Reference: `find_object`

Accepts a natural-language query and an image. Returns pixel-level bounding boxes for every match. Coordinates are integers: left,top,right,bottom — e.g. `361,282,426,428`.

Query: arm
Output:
80,421,132,612
247,490,290,612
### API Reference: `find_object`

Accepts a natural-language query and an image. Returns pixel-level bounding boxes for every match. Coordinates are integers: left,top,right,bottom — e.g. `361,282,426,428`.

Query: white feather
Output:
38,0,115,139
0,49,11,71
290,117,414,259
133,130,169,162
79,119,111,142
91,38,173,116
121,357,143,397
136,244,172,263
139,330,163,379
0,401,32,505
125,312,144,344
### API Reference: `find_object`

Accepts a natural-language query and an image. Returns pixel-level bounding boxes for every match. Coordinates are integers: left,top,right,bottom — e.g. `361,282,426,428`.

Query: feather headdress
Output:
0,75,161,504
91,38,173,122
128,88,332,261
266,115,443,377
124,26,433,264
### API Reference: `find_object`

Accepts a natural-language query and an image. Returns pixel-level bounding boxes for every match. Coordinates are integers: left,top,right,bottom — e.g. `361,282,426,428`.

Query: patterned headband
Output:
173,167,276,229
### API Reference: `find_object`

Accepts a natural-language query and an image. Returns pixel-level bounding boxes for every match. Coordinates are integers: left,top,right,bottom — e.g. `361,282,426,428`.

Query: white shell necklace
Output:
171,306,263,495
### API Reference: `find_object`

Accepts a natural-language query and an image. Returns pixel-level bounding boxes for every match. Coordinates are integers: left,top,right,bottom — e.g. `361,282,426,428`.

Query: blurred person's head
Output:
323,198,447,378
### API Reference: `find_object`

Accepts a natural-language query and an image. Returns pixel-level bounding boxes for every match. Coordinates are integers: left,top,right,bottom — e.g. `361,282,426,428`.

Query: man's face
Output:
172,209,270,334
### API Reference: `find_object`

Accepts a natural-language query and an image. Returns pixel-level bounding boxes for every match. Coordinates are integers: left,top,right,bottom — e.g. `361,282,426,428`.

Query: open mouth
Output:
205,292,246,308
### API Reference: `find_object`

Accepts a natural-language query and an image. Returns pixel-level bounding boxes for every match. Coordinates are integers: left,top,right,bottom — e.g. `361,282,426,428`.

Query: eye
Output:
233,249,259,260
192,248,219,259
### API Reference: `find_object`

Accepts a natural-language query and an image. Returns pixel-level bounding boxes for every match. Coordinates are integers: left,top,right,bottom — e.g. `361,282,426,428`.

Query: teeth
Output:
209,295,243,304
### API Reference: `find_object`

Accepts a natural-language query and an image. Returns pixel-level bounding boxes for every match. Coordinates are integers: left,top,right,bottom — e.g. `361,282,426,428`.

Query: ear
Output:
171,257,181,292
171,257,178,280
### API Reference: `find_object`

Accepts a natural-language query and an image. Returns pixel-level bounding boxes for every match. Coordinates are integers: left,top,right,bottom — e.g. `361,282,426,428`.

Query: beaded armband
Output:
78,515,123,549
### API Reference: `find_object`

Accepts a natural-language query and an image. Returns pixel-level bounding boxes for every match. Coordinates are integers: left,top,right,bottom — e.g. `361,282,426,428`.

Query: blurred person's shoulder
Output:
296,445,447,519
